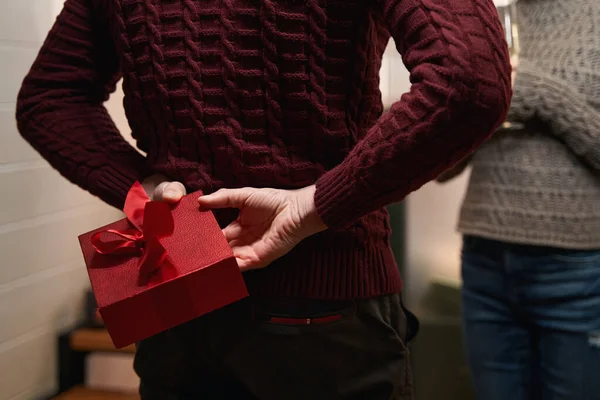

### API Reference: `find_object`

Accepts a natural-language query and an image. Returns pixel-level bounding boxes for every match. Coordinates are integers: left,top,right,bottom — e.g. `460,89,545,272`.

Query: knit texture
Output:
17,0,510,299
459,0,600,249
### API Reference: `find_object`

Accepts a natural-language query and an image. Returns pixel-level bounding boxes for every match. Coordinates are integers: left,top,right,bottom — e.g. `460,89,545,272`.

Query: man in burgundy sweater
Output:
17,0,510,398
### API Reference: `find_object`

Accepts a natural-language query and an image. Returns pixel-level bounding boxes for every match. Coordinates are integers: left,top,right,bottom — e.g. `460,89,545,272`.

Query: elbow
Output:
16,83,35,137
483,69,512,130
452,22,513,136
476,53,512,131
440,33,512,136
476,84,511,136
16,80,46,143
16,102,31,146
455,65,512,139
15,106,29,143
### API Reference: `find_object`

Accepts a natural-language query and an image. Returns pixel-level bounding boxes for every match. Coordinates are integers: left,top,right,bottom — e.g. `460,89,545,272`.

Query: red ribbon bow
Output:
91,182,174,284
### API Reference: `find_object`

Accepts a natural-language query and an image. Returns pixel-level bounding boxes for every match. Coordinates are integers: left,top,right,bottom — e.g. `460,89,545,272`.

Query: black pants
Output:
135,294,419,400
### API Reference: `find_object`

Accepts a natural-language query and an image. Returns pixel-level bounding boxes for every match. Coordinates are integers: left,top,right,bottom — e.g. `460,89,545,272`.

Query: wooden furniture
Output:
55,327,138,399
70,329,135,354
54,385,139,400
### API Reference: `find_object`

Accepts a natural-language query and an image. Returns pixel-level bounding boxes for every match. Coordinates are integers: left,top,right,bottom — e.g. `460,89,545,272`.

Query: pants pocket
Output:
252,298,355,328
402,302,420,344
226,296,414,400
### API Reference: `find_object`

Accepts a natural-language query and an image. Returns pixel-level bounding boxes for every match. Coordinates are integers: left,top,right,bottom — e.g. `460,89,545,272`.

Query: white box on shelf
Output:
85,352,139,393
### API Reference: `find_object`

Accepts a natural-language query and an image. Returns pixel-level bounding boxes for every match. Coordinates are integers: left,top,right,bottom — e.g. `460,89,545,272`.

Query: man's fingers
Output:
234,254,264,272
198,188,252,210
222,221,243,242
230,245,266,272
142,174,169,198
154,181,186,203
235,257,251,272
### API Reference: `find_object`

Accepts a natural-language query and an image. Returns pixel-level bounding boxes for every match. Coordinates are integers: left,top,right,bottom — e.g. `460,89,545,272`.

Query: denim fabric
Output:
461,235,600,400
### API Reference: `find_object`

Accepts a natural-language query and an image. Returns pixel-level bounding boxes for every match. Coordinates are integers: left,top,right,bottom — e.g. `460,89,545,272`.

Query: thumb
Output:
198,188,252,210
155,181,186,203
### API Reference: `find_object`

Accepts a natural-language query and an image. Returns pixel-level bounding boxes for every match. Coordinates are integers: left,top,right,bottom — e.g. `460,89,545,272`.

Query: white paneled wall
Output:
0,1,128,399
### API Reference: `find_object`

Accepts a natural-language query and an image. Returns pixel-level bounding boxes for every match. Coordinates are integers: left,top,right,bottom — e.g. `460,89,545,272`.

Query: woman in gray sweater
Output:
439,0,600,398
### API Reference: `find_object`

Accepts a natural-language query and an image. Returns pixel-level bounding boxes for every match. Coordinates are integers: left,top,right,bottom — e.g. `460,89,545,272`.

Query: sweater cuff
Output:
314,165,363,229
91,160,148,209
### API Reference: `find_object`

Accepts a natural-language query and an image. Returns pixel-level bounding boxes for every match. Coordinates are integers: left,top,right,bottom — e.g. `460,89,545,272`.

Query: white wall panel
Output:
0,1,130,398
0,46,38,104
0,266,87,344
0,206,121,285
0,165,101,225
0,104,40,164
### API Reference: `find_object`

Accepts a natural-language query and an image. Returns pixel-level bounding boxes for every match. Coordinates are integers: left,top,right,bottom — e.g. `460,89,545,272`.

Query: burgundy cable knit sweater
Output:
17,0,511,299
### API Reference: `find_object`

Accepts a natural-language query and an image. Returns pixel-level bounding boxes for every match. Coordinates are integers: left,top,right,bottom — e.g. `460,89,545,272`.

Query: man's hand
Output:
198,186,327,271
141,174,187,203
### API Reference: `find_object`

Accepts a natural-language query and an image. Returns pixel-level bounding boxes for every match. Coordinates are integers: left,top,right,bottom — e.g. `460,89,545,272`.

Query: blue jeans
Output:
461,235,600,400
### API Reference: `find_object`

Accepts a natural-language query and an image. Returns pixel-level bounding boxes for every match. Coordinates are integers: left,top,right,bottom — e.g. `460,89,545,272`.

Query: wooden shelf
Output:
70,329,135,354
54,386,139,400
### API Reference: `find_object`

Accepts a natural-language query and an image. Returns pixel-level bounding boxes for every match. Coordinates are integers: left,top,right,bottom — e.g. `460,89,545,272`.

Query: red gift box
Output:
79,183,248,348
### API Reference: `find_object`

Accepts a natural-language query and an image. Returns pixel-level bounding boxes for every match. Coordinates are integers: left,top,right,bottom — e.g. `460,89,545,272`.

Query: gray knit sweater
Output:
458,0,600,249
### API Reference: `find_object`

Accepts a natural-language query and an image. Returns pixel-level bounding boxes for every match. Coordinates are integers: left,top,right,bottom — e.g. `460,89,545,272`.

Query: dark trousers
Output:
461,235,600,400
135,294,418,400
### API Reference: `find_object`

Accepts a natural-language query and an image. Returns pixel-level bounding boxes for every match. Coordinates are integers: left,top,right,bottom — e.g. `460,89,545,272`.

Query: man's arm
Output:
436,154,472,184
16,0,148,209
313,0,512,228
508,60,600,172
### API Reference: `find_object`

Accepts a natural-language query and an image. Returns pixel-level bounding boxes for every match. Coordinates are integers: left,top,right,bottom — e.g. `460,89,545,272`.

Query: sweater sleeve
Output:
16,0,148,209
507,60,600,172
314,0,512,228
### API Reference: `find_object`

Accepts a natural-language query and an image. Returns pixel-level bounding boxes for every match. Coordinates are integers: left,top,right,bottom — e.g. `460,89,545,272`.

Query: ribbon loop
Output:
91,182,175,283
91,229,144,255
